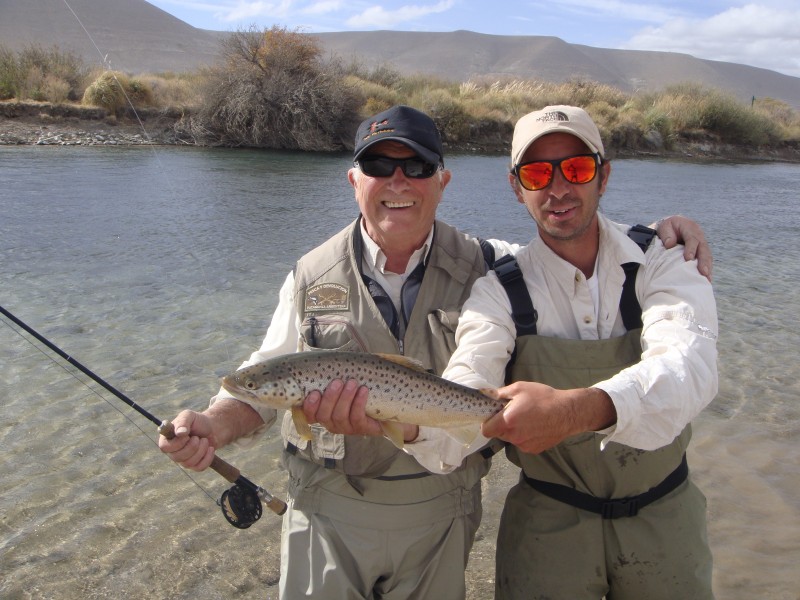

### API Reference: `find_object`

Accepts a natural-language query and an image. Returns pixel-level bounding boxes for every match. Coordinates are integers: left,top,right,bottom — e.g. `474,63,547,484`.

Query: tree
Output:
190,26,362,150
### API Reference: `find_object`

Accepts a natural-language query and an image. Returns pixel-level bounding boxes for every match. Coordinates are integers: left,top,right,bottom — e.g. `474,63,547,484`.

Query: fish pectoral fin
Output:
444,425,481,447
374,353,428,373
291,407,313,441
379,421,406,449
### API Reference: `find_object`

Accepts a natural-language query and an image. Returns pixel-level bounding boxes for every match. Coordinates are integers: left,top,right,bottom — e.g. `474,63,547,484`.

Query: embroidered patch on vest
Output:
305,283,349,312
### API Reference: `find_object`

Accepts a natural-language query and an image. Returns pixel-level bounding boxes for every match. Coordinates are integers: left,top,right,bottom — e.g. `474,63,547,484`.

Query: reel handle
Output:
264,495,288,515
158,420,288,517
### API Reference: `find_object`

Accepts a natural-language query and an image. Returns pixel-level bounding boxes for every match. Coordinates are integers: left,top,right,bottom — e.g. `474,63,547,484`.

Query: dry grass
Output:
2,42,798,150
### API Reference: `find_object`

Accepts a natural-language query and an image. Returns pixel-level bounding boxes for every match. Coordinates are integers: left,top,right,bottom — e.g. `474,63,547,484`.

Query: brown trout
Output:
220,350,503,446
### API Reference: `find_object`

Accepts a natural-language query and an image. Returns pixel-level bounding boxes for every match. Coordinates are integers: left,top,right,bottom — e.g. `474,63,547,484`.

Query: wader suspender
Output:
492,224,657,340
492,225,690,519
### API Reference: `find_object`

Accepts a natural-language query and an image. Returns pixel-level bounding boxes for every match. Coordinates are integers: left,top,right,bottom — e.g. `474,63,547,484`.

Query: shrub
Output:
345,74,400,115
0,45,21,99
139,71,203,108
415,88,470,142
346,62,403,89
190,26,362,149
17,44,87,101
41,73,71,104
82,70,155,113
126,77,154,107
82,71,129,112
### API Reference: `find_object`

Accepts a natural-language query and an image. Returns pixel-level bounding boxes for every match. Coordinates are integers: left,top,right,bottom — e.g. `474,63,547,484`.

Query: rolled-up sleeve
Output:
404,273,516,472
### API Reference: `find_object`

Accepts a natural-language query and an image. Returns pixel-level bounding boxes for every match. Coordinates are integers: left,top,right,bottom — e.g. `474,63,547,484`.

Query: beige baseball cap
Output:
511,105,604,166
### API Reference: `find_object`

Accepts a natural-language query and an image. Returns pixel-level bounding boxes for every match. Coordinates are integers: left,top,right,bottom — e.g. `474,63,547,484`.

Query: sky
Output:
145,0,800,78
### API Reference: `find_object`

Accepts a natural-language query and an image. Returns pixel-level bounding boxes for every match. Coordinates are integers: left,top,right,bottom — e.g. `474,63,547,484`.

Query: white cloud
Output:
346,0,456,29
218,1,294,22
302,0,345,15
624,3,800,77
531,0,686,24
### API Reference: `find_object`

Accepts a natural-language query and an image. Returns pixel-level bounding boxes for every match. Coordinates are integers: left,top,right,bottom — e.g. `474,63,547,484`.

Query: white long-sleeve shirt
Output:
405,214,719,473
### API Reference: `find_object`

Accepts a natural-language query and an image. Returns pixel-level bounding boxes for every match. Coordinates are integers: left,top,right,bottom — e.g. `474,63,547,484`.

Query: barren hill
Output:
0,0,222,73
1,0,798,108
314,30,800,108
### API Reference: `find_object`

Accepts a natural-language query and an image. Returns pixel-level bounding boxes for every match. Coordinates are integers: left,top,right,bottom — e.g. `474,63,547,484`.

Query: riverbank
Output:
2,100,799,162
0,101,185,146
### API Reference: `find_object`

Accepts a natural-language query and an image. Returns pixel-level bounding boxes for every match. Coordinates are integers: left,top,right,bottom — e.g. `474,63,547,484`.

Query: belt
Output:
522,454,689,519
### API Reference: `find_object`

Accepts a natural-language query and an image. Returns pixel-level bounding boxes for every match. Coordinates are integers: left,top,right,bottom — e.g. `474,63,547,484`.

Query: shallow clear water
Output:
1,146,798,598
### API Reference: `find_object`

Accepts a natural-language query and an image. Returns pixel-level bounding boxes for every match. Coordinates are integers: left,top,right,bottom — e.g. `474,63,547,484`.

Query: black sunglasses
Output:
356,156,440,179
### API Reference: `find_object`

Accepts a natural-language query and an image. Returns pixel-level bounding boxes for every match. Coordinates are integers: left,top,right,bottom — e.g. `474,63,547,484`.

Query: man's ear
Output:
439,168,452,190
348,167,361,190
598,160,611,195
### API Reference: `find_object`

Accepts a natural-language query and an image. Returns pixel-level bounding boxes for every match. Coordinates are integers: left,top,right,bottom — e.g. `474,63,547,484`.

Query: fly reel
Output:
220,482,263,529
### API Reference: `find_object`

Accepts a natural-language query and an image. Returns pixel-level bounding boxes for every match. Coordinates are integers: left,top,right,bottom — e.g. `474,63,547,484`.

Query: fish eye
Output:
245,379,256,390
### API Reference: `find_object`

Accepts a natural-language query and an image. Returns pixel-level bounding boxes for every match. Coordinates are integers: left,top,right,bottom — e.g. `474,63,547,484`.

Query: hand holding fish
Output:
304,379,420,442
221,351,504,448
481,382,617,455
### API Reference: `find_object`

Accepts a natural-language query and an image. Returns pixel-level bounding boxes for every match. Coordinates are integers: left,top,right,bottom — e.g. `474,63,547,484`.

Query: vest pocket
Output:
299,315,367,352
425,308,460,363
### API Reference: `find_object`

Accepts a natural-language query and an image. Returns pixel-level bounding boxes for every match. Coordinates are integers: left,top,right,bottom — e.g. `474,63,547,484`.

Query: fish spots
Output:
222,350,505,426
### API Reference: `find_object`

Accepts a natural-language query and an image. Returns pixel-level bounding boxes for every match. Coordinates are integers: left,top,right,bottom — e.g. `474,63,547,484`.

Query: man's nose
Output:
385,165,411,190
548,166,572,198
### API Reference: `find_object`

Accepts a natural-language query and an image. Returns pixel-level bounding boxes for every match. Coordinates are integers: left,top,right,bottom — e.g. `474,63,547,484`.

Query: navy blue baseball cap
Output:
354,105,444,165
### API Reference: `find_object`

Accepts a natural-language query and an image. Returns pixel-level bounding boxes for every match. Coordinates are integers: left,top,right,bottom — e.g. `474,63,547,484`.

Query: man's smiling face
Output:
349,140,450,254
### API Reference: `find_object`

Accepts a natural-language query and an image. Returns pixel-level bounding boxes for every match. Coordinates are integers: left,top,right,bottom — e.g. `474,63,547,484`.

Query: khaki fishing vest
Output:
506,331,691,498
282,218,490,482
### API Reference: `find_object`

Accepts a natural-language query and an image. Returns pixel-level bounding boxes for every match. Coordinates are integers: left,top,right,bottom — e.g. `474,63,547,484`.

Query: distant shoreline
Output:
2,100,798,163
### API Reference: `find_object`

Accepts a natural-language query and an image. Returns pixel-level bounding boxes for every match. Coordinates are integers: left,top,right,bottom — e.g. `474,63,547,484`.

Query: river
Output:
1,146,798,599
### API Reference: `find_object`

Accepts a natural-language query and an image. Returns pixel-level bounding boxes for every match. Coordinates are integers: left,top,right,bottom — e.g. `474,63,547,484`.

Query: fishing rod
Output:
0,304,286,528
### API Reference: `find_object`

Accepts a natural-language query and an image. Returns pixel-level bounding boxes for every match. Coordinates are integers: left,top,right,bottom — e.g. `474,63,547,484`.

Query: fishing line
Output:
0,312,217,504
59,0,229,368
8,3,286,526
61,0,157,144
0,304,287,527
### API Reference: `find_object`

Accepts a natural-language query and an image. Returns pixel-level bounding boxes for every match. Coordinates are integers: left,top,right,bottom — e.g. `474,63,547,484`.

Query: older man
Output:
160,105,711,600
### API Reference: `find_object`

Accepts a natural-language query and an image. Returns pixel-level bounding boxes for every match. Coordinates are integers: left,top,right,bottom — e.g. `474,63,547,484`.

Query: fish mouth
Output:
220,376,255,402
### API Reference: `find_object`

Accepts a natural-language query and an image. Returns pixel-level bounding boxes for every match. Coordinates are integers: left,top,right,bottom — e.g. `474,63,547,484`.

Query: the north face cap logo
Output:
536,111,570,123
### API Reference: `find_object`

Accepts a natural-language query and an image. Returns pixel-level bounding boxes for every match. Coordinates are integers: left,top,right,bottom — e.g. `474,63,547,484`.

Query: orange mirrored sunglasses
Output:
513,154,600,191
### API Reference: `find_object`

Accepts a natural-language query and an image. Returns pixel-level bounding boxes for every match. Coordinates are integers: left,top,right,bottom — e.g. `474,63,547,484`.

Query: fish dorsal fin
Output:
374,353,428,373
